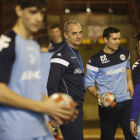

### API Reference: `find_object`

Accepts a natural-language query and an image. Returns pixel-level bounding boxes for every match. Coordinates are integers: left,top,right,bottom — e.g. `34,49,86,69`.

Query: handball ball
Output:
51,93,75,121
101,92,117,108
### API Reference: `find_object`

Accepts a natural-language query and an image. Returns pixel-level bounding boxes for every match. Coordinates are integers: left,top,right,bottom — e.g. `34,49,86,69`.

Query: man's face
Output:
50,27,62,41
20,7,46,33
104,32,121,51
64,23,82,47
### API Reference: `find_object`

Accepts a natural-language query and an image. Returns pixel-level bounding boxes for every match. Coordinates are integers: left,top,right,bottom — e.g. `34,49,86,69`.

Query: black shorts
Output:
60,107,83,140
99,99,136,140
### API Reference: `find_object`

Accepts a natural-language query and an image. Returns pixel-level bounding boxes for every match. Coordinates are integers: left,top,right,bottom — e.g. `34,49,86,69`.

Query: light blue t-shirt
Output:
85,47,131,102
0,30,53,139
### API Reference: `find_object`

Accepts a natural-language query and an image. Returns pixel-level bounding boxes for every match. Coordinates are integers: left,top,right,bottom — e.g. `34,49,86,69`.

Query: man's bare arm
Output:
0,83,76,124
0,83,42,112
87,86,100,99
126,69,134,98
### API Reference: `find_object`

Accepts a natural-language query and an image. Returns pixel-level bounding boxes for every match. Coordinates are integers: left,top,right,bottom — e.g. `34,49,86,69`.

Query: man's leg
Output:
60,107,83,140
99,105,119,140
119,100,136,140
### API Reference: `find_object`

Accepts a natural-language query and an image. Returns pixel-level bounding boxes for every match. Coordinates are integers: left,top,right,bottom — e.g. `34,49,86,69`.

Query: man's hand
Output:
51,120,60,129
51,105,79,128
41,97,78,125
130,121,138,138
87,86,103,107
70,106,79,122
127,81,134,98
96,92,103,107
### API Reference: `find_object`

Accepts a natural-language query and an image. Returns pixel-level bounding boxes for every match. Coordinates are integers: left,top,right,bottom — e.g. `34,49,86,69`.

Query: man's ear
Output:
64,32,68,40
15,5,23,18
103,37,108,44
138,40,140,45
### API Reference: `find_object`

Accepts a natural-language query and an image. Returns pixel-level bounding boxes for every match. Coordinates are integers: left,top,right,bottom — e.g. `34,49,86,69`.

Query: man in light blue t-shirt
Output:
85,27,135,140
0,1,77,140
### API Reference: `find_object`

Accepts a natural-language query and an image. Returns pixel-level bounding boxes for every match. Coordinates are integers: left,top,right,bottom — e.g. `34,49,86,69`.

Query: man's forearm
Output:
87,86,98,98
0,83,43,113
126,69,133,83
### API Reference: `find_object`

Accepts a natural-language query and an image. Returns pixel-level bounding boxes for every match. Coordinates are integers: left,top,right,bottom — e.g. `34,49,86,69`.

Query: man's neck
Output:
12,20,31,40
52,37,63,43
66,42,79,50
41,47,49,52
103,45,116,54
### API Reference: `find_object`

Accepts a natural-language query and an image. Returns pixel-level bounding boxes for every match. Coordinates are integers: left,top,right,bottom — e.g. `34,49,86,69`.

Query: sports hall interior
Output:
0,0,140,140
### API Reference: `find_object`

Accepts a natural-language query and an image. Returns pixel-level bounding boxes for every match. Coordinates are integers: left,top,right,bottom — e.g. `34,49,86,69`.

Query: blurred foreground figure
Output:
130,32,140,139
0,1,77,140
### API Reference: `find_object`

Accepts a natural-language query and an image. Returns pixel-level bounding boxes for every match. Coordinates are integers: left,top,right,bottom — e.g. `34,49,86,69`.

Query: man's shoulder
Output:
3,30,16,44
51,44,70,60
88,50,104,67
132,59,140,72
4,30,16,38
91,49,104,59
0,30,16,52
132,59,140,82
118,46,129,55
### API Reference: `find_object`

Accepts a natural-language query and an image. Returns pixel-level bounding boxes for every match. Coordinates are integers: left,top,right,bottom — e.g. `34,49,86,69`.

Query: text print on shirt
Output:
100,54,110,64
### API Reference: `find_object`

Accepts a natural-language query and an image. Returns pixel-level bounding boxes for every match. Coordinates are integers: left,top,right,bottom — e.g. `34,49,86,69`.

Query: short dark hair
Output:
133,32,140,43
17,0,48,9
37,34,50,48
103,27,120,39
50,23,61,30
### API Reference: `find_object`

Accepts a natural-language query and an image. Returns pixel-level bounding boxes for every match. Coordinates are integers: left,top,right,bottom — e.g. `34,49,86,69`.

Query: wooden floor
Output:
59,121,124,140
58,120,124,140
58,128,124,140
59,139,124,140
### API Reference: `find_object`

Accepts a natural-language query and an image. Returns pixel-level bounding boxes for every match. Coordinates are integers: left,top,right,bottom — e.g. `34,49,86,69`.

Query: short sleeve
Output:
0,31,16,84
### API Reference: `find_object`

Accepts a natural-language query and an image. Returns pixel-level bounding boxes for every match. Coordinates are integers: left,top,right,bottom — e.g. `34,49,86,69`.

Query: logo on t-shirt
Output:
132,61,139,70
0,35,11,52
21,70,41,80
100,55,110,64
56,53,62,57
88,59,91,63
120,54,126,61
71,56,76,59
105,67,125,75
74,68,82,74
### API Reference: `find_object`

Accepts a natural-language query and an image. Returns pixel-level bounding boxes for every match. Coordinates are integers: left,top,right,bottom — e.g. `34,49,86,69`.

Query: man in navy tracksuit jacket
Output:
47,20,85,140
